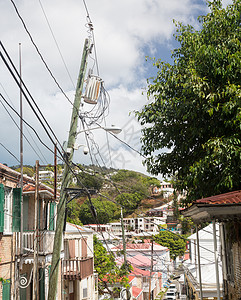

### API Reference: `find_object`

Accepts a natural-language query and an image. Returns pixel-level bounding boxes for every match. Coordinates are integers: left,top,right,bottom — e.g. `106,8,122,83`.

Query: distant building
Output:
39,170,54,181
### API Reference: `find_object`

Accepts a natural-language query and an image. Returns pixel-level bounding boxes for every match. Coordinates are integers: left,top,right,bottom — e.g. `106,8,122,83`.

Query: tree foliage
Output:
154,230,186,260
94,235,130,296
78,197,119,224
136,0,241,204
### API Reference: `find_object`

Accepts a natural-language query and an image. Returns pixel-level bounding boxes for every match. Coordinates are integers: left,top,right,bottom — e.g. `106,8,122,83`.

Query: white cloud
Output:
0,0,226,177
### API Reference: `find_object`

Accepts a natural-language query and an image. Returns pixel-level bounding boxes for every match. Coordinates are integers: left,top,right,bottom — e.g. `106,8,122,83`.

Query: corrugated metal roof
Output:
132,286,143,298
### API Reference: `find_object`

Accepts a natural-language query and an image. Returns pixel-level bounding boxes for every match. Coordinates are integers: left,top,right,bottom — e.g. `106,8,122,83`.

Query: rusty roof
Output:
195,190,241,205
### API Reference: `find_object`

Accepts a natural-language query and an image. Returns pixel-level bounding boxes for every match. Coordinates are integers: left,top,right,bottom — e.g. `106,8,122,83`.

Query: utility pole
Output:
54,143,57,201
48,38,90,300
33,160,39,300
148,238,153,300
120,208,130,300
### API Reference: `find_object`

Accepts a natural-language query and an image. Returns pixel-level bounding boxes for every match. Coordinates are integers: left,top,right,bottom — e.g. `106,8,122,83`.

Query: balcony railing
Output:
22,231,60,255
62,257,94,280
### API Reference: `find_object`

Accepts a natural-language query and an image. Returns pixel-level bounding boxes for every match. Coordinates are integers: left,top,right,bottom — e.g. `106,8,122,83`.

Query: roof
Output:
195,190,241,205
23,183,58,198
188,224,217,240
0,163,34,184
182,190,241,223
132,286,143,299
112,242,168,252
128,275,135,283
130,266,151,276
65,222,93,234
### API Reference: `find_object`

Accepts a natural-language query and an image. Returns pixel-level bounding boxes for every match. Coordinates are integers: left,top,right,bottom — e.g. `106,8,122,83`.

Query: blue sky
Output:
0,0,232,178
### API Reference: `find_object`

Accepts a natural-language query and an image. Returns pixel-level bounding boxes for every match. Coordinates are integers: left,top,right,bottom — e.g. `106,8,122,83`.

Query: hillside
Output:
10,164,167,225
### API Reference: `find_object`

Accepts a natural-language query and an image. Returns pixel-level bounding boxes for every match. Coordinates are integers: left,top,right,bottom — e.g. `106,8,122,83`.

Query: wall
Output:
0,234,15,300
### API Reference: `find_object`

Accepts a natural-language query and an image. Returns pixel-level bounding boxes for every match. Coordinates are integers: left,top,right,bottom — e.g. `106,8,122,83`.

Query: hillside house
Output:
0,163,61,300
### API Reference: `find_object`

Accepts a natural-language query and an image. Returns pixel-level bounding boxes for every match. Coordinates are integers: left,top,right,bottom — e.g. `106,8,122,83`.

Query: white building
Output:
63,223,97,300
123,217,166,234
39,170,54,181
181,224,223,299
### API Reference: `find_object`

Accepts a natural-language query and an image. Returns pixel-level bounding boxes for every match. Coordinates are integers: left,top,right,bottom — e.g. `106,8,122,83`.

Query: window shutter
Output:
49,202,55,231
0,184,4,232
81,238,87,258
2,279,11,300
12,188,22,232
68,239,75,258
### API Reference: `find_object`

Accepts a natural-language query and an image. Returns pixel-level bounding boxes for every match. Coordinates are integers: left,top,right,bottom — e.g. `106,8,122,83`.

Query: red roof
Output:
128,275,135,283
130,266,150,276
113,243,150,250
23,183,58,198
195,190,241,205
132,286,142,298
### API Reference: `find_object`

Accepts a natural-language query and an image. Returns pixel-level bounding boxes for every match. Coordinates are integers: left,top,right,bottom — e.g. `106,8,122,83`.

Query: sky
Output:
0,0,232,179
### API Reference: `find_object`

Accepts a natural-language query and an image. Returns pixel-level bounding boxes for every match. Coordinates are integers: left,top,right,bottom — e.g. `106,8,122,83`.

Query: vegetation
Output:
68,168,162,225
154,230,186,260
136,0,241,204
93,235,131,297
77,197,119,224
15,166,35,177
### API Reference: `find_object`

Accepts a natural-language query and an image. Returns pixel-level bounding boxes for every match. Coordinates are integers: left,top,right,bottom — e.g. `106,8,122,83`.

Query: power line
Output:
9,0,74,107
0,143,20,163
38,0,75,89
0,42,67,161
0,93,47,164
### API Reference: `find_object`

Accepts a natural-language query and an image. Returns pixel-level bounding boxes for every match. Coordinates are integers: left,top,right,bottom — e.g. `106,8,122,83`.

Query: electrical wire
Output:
0,142,20,164
9,0,74,107
0,94,47,165
38,0,75,89
0,82,49,164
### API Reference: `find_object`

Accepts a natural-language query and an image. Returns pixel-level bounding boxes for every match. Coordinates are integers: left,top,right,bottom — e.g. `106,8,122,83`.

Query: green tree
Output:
136,0,241,204
75,171,103,191
78,197,119,224
15,166,34,177
154,231,186,260
94,235,130,297
116,192,142,215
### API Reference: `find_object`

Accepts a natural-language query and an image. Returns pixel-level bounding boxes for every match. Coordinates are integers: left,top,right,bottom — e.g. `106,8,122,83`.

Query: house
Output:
112,241,171,288
39,170,54,182
180,224,223,300
122,217,165,234
182,190,241,300
63,222,97,300
129,266,162,300
0,163,61,299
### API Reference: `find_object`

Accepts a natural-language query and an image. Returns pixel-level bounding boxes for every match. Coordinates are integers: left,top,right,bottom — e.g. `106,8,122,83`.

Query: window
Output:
0,184,21,233
4,187,12,233
83,288,87,298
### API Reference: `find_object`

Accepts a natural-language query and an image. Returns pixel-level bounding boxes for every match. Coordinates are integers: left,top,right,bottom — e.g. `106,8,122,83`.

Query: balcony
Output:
22,231,61,255
62,257,94,280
